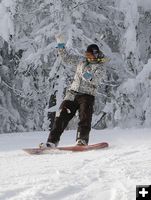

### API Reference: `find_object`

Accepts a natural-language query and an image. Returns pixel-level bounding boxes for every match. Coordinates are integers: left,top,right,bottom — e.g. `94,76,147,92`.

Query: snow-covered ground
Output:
0,128,151,200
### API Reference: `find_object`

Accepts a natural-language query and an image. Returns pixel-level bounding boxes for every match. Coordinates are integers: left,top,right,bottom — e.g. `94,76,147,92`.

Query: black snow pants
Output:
47,93,94,145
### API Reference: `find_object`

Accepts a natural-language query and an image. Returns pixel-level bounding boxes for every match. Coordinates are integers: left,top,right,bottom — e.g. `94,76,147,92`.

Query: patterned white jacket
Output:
58,48,106,100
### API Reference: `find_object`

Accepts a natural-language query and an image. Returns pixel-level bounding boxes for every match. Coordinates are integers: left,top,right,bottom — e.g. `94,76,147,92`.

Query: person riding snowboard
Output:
40,35,108,148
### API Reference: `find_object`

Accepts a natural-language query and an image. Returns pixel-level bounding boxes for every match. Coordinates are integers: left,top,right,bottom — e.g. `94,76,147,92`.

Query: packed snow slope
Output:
0,128,151,200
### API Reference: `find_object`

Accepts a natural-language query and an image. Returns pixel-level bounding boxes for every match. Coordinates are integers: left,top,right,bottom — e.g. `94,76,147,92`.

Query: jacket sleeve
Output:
95,56,110,83
58,47,84,66
95,65,107,85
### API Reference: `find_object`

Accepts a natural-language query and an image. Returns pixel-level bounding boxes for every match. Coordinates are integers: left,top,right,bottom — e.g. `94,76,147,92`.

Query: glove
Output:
55,34,64,43
55,34,65,49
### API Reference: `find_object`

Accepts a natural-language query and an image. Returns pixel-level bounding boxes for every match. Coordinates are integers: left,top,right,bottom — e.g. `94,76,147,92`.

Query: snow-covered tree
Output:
0,0,151,133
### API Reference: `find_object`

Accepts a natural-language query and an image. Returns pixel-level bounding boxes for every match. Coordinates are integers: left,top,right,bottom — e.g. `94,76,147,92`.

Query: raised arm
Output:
55,34,84,66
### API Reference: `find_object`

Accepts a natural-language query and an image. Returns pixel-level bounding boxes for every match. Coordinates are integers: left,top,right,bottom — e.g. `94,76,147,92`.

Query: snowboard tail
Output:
23,142,109,155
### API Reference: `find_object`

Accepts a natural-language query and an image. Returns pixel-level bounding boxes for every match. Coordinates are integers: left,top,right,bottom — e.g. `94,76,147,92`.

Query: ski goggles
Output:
92,49,99,58
91,49,105,59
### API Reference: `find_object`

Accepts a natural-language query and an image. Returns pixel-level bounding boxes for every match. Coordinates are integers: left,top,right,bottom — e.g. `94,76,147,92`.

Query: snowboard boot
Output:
39,142,57,148
76,139,87,146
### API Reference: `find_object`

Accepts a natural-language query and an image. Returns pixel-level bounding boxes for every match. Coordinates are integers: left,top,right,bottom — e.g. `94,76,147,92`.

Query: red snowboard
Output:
23,142,109,155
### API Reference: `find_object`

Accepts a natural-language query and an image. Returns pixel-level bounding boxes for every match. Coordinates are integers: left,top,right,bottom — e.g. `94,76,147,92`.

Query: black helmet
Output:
86,44,99,53
86,44,104,59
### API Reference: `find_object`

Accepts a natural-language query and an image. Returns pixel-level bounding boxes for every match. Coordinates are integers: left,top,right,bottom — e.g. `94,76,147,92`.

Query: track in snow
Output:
0,128,151,200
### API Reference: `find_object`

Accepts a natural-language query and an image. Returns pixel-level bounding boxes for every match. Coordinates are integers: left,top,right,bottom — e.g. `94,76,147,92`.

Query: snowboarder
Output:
40,35,108,148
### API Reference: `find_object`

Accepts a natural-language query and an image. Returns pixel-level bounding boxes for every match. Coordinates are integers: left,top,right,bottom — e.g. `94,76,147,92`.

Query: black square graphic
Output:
136,185,151,200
